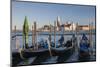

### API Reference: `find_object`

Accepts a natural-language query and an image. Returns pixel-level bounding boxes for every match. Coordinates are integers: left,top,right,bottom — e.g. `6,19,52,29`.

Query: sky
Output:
12,1,96,30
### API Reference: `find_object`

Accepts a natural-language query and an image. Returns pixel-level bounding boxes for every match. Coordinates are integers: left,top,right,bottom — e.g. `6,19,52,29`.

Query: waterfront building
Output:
78,25,90,30
64,22,76,31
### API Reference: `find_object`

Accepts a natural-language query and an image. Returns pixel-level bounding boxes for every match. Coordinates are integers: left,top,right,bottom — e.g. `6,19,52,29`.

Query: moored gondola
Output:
51,34,76,56
79,34,90,61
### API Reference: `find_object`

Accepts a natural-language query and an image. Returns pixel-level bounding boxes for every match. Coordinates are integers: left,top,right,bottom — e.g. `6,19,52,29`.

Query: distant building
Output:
43,25,50,31
38,16,95,32
56,16,77,31
64,22,76,31
78,25,89,30
39,25,54,32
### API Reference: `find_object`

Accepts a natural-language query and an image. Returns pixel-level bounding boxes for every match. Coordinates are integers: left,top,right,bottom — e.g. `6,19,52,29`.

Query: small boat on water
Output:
12,38,50,66
51,34,77,56
79,34,90,59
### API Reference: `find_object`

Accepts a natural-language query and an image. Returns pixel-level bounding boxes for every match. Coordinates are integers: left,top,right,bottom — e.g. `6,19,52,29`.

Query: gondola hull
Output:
79,42,90,61
12,48,49,66
51,46,75,56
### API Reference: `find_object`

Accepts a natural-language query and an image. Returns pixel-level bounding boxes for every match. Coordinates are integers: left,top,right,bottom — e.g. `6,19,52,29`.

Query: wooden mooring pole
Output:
72,22,74,47
32,22,37,50
54,21,56,48
48,23,52,56
16,37,20,49
89,22,93,55
75,23,79,52
32,25,34,46
14,25,16,37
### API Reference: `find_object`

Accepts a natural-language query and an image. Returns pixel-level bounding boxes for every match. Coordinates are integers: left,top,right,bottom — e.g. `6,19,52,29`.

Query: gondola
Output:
51,35,76,56
79,34,90,60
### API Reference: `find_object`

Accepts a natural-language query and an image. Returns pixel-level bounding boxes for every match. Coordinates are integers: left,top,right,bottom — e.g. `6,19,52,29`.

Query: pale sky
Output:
12,1,96,30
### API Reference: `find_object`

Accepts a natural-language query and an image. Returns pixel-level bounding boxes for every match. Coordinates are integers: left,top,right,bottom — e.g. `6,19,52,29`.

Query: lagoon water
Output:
11,31,96,50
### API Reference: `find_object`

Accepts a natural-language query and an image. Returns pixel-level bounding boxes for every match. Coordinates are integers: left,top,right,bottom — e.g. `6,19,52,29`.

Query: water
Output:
42,56,58,64
18,57,37,65
11,32,96,50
